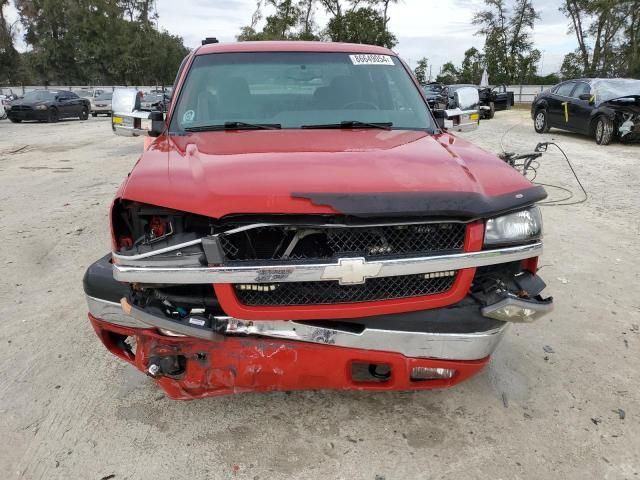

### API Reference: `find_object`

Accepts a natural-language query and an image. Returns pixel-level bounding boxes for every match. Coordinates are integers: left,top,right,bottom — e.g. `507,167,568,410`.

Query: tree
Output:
377,0,398,39
237,0,320,41
119,0,157,24
560,51,584,79
473,0,540,84
0,0,21,84
435,62,459,84
299,0,318,39
623,1,640,76
15,0,187,85
459,47,484,84
326,7,396,47
413,57,428,85
560,0,634,77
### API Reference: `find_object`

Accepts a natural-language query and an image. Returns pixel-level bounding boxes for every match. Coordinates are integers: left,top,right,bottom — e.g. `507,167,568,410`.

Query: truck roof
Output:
196,41,395,56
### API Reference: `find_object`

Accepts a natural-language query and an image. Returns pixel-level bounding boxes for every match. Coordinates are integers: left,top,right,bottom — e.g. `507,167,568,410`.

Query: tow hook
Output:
147,355,186,377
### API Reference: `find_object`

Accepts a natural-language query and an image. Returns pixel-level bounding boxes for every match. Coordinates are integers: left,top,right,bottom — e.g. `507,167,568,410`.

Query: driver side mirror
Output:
578,93,593,103
111,88,165,138
434,86,480,132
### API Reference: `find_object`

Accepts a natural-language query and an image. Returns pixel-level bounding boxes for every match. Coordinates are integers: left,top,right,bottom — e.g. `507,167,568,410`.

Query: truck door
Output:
547,81,576,128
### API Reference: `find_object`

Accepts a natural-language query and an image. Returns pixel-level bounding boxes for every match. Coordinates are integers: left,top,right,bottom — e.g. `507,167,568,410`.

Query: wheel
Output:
595,116,614,145
47,107,59,123
91,112,97,117
488,102,495,119
10,118,21,123
534,109,549,133
79,106,89,120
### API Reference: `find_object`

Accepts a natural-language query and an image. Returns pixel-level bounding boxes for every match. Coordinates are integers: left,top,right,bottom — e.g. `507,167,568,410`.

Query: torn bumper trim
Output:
112,241,543,285
86,295,508,361
88,314,491,399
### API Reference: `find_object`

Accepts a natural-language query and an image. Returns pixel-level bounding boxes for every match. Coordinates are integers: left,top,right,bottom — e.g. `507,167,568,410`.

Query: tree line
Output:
3,0,638,89
413,0,639,87
237,0,398,48
0,0,189,86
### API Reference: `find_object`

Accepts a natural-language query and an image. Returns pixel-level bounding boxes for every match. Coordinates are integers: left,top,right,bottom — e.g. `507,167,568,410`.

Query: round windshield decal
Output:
183,110,195,123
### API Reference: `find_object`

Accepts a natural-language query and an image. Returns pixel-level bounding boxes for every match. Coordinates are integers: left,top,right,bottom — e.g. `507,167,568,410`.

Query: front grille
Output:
220,222,466,262
10,105,33,111
234,272,457,306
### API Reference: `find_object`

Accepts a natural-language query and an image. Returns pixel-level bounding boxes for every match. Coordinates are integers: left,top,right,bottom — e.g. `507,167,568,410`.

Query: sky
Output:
5,0,576,77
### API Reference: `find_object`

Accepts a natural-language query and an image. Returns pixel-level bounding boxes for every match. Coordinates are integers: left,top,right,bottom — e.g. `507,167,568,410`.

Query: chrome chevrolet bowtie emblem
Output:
321,258,382,285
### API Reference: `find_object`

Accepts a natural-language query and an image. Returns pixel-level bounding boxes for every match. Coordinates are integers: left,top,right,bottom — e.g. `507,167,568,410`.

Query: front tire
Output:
80,107,89,120
534,109,550,133
488,102,495,119
47,108,59,123
91,112,97,117
595,116,614,145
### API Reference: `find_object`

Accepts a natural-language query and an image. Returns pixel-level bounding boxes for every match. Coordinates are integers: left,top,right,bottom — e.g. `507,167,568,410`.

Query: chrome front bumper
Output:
87,295,510,361
112,241,543,285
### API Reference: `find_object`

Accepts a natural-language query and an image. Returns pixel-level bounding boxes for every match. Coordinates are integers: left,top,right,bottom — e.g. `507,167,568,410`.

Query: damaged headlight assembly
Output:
484,206,542,247
480,206,551,323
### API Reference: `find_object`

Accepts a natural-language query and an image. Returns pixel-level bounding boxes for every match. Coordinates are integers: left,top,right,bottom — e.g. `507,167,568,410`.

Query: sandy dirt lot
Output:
0,111,638,480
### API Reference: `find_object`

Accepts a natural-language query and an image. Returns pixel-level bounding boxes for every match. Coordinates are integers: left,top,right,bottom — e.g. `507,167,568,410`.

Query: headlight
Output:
484,207,542,246
35,105,47,110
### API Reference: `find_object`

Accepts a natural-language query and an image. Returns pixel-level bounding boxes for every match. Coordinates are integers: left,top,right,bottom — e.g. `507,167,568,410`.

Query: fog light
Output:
411,367,455,381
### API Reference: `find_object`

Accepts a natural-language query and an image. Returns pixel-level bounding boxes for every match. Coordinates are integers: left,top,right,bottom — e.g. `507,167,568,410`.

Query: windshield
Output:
74,91,92,98
592,79,640,105
96,92,112,101
23,90,56,102
171,52,434,131
423,84,443,95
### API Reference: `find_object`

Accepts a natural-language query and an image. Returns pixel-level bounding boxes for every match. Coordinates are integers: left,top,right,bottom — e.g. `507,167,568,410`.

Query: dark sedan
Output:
139,92,169,112
7,90,91,123
422,83,448,110
531,78,640,145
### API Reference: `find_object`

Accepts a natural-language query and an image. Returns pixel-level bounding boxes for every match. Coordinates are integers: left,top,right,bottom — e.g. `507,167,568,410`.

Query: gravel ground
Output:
0,111,638,480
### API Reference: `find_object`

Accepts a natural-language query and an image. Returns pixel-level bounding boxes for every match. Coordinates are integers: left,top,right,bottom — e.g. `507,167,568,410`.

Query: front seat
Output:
216,76,253,119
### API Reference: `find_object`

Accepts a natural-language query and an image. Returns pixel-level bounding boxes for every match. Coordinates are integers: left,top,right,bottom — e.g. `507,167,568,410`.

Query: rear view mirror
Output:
434,86,480,132
112,88,165,137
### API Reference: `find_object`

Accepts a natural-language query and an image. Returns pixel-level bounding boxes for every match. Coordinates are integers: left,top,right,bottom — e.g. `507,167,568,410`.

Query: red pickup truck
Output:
83,41,552,400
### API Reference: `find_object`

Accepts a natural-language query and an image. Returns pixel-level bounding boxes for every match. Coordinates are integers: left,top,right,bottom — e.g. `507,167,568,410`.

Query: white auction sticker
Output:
349,54,394,66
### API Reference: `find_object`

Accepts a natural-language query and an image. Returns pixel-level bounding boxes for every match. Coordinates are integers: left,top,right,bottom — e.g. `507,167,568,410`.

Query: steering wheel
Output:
342,101,379,110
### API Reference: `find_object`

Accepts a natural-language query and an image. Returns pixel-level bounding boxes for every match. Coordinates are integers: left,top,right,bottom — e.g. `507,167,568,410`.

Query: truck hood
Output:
121,129,543,219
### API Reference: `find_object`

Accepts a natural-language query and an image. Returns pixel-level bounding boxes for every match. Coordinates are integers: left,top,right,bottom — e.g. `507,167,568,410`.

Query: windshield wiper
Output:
301,120,393,130
185,121,281,132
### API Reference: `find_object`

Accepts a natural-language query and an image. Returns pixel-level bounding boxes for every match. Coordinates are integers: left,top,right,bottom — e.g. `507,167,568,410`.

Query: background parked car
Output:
73,89,104,113
7,89,91,123
0,87,17,101
490,85,514,111
447,84,513,119
139,92,169,112
92,92,113,116
531,78,640,145
0,88,16,119
422,83,448,110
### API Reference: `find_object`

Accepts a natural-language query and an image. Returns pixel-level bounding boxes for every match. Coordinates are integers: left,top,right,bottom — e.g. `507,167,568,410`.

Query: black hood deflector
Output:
292,185,547,219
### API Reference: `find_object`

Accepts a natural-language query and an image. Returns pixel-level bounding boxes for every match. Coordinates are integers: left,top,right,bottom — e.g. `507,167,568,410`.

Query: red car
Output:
84,41,552,400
